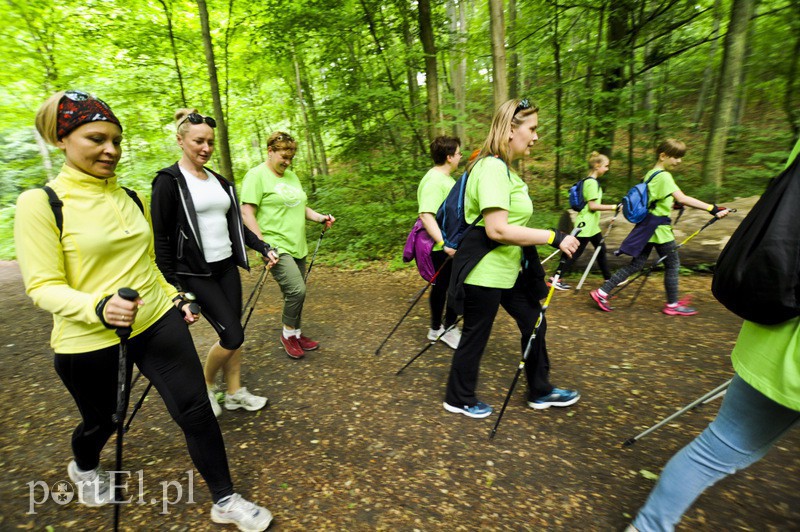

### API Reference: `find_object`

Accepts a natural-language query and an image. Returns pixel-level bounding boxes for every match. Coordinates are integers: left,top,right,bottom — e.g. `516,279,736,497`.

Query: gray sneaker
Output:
67,460,113,507
225,387,268,411
211,493,273,531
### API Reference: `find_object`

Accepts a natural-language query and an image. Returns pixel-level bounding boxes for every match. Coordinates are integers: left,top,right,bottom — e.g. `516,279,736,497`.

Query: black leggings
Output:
54,309,233,502
601,240,680,303
445,277,553,406
562,232,611,280
429,250,457,330
183,258,244,350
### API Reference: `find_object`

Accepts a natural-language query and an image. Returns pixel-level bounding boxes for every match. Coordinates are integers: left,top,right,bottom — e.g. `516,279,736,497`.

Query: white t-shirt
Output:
179,165,232,263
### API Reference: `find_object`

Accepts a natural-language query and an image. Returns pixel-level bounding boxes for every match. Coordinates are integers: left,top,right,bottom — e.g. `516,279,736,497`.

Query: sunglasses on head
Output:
179,113,217,128
514,99,532,115
64,90,90,102
269,133,295,146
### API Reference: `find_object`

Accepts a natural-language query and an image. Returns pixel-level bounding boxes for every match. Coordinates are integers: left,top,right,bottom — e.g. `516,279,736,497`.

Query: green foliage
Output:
3,0,800,265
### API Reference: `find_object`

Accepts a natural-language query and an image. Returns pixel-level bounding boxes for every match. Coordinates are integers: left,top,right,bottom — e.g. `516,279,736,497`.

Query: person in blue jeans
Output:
627,139,800,531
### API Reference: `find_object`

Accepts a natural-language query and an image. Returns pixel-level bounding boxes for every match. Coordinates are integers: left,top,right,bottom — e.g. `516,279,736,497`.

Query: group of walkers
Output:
15,91,333,531
13,88,799,532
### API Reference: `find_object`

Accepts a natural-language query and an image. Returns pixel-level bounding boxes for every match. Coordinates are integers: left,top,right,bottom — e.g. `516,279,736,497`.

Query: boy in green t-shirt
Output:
590,139,728,315
556,151,619,290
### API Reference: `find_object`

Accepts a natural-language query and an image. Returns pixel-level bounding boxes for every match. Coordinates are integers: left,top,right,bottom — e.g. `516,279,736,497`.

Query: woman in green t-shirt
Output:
443,98,580,419
241,132,335,359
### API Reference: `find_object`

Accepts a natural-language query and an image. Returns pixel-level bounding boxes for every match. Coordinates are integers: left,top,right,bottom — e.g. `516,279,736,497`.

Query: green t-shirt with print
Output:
417,168,456,251
645,169,680,244
240,163,309,258
574,177,602,238
464,157,534,289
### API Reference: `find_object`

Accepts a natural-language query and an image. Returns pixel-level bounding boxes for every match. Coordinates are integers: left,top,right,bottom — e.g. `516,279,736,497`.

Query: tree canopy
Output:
2,0,798,262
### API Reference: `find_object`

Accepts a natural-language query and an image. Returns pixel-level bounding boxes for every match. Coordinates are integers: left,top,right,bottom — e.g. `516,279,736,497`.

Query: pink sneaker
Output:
662,296,698,316
590,289,613,312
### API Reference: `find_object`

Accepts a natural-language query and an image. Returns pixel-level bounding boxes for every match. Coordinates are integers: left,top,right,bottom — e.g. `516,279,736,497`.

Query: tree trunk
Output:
418,0,441,141
701,0,756,192
158,0,187,107
489,0,508,109
582,4,605,157
196,0,234,180
507,0,519,99
550,0,563,207
691,0,722,129
396,0,421,127
594,2,629,156
292,47,318,195
448,0,468,143
732,6,757,130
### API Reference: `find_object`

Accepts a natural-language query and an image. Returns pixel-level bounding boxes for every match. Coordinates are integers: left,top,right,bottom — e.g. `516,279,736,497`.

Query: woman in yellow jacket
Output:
15,90,271,531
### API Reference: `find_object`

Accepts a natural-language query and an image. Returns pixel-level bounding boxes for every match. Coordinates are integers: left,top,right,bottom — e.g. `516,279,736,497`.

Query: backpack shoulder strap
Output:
645,169,664,184
42,185,64,237
122,186,145,215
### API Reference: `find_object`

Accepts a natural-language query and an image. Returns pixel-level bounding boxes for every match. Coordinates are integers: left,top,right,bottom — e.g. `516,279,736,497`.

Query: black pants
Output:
445,278,553,406
54,309,234,502
601,240,680,303
429,250,457,330
183,257,244,350
562,232,611,280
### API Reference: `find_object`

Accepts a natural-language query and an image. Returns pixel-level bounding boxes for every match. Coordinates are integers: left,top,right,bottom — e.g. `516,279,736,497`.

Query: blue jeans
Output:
633,374,800,531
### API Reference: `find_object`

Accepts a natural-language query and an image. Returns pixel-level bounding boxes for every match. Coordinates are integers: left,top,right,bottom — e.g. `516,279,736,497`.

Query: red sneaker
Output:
297,334,319,351
280,334,305,359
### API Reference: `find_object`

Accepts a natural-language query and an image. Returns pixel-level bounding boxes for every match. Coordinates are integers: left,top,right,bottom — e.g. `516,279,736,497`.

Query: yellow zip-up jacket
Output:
15,165,178,354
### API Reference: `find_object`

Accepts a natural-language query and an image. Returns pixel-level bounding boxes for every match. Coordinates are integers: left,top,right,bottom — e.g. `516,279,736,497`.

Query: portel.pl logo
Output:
27,469,196,515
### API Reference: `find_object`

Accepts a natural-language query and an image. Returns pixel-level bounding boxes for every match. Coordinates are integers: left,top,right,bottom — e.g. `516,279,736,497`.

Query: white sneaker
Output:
67,460,113,507
427,326,444,341
211,493,273,531
225,387,268,411
439,326,462,349
207,388,222,417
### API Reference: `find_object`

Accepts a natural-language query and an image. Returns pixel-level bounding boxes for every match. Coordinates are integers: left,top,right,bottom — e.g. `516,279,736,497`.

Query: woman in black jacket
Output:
152,108,278,417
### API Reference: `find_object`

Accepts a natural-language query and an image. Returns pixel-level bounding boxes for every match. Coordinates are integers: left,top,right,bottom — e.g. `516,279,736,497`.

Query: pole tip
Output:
623,438,636,447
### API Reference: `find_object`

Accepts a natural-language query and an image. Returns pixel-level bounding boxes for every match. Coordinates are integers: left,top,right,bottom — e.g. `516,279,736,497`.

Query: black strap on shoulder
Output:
122,186,145,214
42,186,64,236
42,185,144,238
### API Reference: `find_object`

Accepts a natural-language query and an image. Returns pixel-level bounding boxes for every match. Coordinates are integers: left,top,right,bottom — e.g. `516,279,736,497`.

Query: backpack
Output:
711,154,800,325
621,170,663,224
43,185,144,237
435,157,510,249
568,178,588,212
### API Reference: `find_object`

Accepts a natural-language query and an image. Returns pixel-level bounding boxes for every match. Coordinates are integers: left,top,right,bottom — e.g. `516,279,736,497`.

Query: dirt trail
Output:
1,261,797,531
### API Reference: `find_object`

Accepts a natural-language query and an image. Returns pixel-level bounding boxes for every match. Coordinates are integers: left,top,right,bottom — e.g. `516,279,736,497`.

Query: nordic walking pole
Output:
395,317,463,375
540,248,560,265
304,221,330,283
575,206,621,292
490,224,583,439
242,266,271,332
124,294,200,433
611,211,736,302
113,287,139,531
374,257,452,356
623,379,731,447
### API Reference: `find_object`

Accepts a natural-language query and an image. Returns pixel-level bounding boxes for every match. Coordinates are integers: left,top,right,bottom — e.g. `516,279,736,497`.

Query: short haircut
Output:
429,136,461,165
656,138,686,159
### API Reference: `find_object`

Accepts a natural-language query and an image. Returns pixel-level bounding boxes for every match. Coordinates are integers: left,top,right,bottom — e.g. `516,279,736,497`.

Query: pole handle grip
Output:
115,288,139,339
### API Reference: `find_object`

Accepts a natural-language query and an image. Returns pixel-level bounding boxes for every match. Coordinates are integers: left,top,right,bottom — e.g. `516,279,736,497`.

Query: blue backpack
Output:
568,178,588,212
621,170,663,223
435,157,510,249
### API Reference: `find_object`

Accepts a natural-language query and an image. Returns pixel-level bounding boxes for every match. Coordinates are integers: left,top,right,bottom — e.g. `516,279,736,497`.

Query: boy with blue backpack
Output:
590,139,728,315
555,151,619,290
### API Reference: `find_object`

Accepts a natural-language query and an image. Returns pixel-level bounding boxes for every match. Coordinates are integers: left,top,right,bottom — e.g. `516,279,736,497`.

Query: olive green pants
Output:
270,254,307,329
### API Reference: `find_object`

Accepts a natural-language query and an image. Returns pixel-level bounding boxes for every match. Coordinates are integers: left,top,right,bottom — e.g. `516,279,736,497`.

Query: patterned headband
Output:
57,90,122,140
